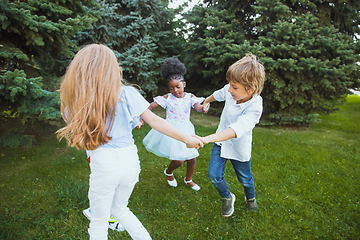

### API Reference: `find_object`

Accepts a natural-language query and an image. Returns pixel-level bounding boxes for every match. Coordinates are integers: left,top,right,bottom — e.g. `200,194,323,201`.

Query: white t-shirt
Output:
213,84,263,161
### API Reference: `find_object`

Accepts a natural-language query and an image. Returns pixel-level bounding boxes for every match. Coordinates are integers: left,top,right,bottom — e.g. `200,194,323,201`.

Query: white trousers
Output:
87,145,151,240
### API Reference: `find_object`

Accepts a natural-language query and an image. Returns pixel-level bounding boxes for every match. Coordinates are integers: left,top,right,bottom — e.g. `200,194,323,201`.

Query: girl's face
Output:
228,80,255,104
168,79,186,98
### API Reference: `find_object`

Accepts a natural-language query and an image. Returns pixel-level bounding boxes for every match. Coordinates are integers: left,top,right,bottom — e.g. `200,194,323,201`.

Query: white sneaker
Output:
82,208,91,220
108,217,126,232
82,208,125,232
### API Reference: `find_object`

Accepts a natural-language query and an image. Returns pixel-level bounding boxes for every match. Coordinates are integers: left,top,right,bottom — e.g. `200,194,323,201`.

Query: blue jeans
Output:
208,143,255,200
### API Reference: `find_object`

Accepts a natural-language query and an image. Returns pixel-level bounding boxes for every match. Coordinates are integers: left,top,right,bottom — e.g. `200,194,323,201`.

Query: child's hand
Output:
135,118,144,129
186,136,203,149
193,135,209,145
202,103,210,113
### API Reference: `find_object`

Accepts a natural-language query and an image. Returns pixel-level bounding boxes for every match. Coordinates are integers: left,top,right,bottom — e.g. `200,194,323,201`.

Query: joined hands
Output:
202,103,210,113
186,136,204,149
193,135,209,146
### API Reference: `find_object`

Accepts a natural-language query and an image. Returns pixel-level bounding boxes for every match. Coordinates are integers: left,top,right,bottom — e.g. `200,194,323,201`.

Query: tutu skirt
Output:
143,120,199,161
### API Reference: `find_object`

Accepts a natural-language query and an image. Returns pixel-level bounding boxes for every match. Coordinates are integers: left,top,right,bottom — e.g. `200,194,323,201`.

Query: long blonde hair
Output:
57,44,123,150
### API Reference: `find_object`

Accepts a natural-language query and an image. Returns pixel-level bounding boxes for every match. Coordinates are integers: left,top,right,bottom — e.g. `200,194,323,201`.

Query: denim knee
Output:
241,179,254,188
237,174,253,187
208,174,222,184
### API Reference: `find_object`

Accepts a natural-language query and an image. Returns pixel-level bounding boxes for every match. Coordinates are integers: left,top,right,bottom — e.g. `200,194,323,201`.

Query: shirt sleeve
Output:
190,95,205,107
154,95,168,109
213,84,229,102
120,86,150,128
229,96,263,139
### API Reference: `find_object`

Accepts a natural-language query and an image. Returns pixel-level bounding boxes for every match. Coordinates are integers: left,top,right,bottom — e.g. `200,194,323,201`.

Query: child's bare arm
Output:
193,102,203,112
202,94,216,113
190,94,205,112
141,109,203,149
195,128,236,145
135,118,144,129
148,101,160,111
137,101,159,129
148,94,168,110
196,105,262,145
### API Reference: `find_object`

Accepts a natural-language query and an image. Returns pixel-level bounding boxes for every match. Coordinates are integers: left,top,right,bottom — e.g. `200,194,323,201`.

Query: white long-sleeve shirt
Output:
213,84,263,161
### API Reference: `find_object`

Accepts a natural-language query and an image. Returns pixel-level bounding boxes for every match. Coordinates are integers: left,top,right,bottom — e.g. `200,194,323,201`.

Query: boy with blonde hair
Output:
197,53,265,217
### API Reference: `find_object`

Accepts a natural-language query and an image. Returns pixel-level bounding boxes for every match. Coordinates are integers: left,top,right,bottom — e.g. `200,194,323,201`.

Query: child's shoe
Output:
82,208,125,232
108,217,125,232
184,177,200,191
221,193,235,217
83,208,91,220
164,168,177,187
246,197,258,212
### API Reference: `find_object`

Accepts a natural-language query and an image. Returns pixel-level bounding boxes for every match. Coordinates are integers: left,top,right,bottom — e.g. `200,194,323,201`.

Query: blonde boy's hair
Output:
226,53,265,95
57,44,123,150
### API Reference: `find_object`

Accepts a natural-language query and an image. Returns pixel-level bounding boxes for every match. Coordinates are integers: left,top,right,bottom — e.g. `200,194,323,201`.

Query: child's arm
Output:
141,109,203,148
193,102,203,112
148,94,169,110
202,94,216,113
191,94,205,113
135,118,144,129
140,94,167,127
148,101,160,111
196,100,263,145
195,128,236,145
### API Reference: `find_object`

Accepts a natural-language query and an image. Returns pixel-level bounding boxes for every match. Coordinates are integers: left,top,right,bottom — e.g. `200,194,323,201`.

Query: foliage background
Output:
0,1,359,142
184,0,360,123
0,0,98,147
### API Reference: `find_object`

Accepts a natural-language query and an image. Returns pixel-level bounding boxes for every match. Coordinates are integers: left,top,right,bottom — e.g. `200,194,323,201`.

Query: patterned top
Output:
154,93,204,122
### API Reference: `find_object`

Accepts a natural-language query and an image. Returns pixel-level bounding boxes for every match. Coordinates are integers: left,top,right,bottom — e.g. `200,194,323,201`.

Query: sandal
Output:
184,177,200,191
164,168,177,187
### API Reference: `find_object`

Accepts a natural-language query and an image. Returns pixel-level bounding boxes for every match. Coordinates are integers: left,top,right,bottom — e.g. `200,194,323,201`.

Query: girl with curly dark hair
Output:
143,58,207,191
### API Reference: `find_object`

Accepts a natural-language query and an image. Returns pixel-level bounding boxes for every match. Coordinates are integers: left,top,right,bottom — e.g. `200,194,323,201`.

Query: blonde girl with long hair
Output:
57,44,202,240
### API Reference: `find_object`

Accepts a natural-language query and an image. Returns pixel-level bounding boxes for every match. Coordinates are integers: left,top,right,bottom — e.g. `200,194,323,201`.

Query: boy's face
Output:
228,80,255,104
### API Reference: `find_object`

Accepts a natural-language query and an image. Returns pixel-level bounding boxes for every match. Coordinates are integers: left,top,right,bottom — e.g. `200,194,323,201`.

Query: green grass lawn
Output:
0,95,359,239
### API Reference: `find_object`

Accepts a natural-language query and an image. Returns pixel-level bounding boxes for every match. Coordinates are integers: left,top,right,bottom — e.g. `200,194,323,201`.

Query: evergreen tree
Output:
184,4,263,89
260,12,358,124
185,0,360,124
75,0,186,100
253,0,360,38
1,0,98,75
0,0,98,147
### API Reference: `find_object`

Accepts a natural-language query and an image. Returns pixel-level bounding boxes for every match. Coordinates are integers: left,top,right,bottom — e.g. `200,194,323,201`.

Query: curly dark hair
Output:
161,58,187,82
